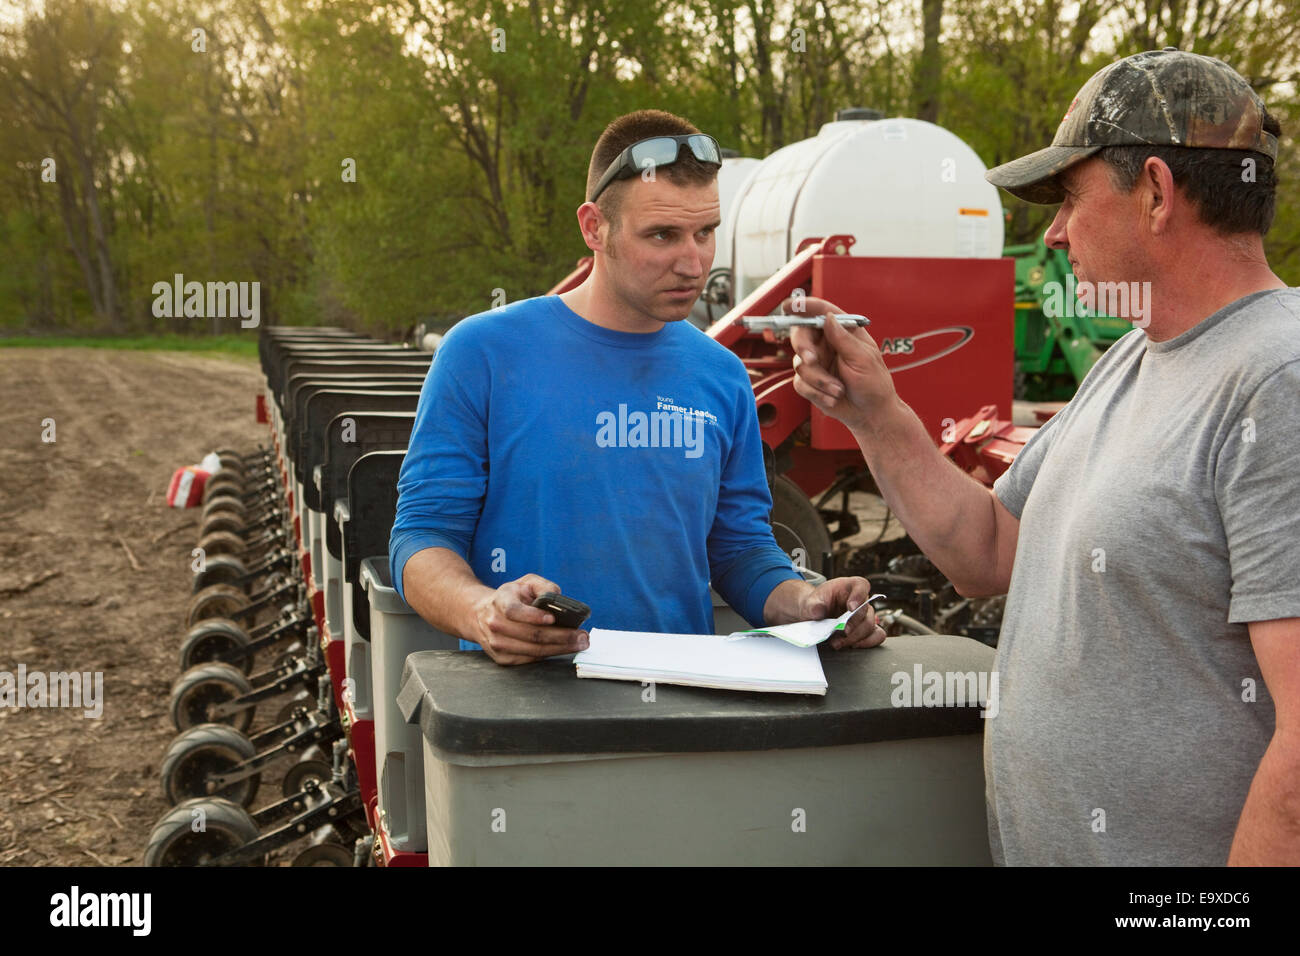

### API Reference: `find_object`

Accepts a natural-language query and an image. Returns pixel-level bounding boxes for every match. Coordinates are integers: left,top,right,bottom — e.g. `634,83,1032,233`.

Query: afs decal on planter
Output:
880,327,975,373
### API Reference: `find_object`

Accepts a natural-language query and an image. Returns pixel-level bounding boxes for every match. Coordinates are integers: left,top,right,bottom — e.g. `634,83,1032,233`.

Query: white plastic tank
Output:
690,154,761,328
728,114,1004,303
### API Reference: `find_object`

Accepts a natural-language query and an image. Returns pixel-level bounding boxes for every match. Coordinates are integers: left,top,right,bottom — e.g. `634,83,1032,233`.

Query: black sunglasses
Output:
588,134,722,203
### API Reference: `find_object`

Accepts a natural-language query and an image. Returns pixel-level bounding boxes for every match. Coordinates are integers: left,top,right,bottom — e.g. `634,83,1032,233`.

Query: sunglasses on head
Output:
588,134,723,203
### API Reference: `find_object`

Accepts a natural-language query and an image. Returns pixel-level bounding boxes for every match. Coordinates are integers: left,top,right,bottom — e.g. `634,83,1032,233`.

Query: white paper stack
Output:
574,629,828,696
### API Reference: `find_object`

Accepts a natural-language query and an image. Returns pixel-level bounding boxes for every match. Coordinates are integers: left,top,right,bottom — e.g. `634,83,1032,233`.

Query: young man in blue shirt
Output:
390,109,885,665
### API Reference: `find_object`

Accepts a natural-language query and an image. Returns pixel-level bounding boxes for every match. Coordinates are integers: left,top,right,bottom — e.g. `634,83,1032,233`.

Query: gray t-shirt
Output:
989,288,1300,865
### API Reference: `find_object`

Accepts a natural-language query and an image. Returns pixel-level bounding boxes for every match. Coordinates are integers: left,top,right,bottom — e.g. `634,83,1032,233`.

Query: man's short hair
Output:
586,110,719,228
1099,109,1282,236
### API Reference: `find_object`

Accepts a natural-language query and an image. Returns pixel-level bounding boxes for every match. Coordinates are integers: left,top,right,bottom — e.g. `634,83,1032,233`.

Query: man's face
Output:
1043,158,1148,295
598,177,721,325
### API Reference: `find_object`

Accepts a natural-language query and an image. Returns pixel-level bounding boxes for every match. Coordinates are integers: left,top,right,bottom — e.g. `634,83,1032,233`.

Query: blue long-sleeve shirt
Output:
389,294,801,647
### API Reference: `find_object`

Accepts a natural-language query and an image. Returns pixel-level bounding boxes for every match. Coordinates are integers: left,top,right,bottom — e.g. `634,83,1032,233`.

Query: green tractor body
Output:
1008,240,1136,399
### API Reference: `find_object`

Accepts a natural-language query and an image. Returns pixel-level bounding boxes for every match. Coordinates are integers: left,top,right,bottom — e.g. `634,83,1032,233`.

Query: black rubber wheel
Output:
216,453,245,474
144,797,263,866
282,758,333,797
170,661,254,732
187,583,252,627
206,467,245,488
202,473,245,503
179,618,253,674
202,494,247,519
199,511,247,538
291,843,353,867
191,554,250,593
1012,361,1029,401
159,724,260,807
769,475,833,576
196,530,247,558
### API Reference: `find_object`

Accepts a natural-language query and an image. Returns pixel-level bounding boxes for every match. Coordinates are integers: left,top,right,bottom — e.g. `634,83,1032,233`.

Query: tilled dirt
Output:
0,348,271,866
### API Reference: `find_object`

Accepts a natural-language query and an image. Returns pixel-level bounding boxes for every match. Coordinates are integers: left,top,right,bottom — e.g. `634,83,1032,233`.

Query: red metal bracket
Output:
706,235,856,348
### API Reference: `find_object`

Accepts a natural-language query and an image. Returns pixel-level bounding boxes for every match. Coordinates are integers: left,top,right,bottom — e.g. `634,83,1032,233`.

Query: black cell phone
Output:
532,592,590,629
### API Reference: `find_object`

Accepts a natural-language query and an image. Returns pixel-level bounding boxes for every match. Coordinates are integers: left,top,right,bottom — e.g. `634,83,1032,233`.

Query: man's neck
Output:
559,276,664,335
1142,237,1286,342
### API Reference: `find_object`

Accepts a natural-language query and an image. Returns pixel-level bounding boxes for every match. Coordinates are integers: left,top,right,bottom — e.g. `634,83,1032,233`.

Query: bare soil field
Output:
0,348,266,866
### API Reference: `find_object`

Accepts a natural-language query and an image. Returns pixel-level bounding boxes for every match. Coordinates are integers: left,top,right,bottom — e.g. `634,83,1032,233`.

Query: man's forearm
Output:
401,546,494,641
851,397,1005,596
1228,732,1300,864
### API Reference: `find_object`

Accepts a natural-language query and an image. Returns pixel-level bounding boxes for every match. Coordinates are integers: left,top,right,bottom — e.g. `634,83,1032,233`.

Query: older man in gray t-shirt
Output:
786,49,1300,865
989,290,1300,864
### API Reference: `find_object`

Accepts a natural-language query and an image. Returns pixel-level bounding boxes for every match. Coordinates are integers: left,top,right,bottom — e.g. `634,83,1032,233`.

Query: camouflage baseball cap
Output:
986,48,1278,203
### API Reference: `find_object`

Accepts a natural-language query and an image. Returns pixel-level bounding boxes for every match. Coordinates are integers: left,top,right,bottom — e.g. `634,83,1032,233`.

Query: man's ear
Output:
1142,156,1177,235
576,201,608,252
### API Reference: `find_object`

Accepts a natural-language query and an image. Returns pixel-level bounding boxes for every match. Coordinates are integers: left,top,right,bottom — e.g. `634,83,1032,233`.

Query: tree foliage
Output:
1,0,1295,334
